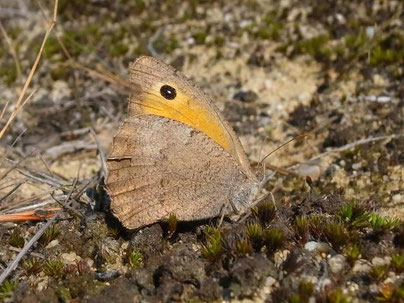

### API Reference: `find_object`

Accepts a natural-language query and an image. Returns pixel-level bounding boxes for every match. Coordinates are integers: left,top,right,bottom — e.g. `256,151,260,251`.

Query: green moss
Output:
370,45,404,66
7,26,22,40
338,202,370,228
167,213,178,235
201,226,223,261
345,244,361,265
22,258,44,275
109,42,129,56
39,225,60,247
289,280,314,303
259,14,283,40
0,280,18,300
327,288,352,303
133,0,146,14
60,30,94,57
193,29,209,45
324,220,349,250
50,65,70,81
58,287,72,301
236,238,253,257
294,216,310,244
44,260,64,277
0,63,18,85
153,36,179,54
344,32,369,52
246,223,264,250
369,264,389,282
308,214,325,239
369,213,401,230
391,253,404,274
126,248,143,269
253,200,276,225
8,229,25,248
294,34,331,60
43,36,62,59
213,35,225,47
263,228,284,254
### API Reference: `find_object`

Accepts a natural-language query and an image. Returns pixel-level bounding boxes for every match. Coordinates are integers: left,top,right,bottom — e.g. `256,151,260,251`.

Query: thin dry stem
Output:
0,0,59,139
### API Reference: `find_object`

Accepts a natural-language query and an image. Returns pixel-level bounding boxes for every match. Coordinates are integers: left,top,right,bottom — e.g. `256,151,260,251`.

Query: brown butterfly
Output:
106,56,260,229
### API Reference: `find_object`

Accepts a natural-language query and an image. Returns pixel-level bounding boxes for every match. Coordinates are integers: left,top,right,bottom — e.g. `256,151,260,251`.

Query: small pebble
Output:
304,241,330,254
233,90,258,103
304,241,318,252
352,162,362,170
61,251,81,264
372,256,389,266
45,239,59,249
353,259,371,273
329,254,347,274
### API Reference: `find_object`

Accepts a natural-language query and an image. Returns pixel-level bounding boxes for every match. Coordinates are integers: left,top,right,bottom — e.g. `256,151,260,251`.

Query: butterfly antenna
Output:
258,133,312,166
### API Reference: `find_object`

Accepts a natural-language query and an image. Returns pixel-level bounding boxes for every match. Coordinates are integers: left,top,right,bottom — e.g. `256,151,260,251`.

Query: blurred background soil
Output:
0,0,402,302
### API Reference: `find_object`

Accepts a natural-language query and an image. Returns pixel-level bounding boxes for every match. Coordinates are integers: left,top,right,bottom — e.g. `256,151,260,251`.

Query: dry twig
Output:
0,0,59,139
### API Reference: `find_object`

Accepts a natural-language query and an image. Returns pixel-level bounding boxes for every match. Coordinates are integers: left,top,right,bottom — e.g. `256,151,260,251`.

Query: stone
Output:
328,254,347,274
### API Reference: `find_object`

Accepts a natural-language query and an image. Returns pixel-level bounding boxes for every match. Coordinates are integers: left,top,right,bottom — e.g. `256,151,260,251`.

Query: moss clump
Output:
327,288,352,303
390,253,404,274
109,42,129,56
193,29,210,45
369,213,401,231
0,280,18,300
293,34,331,61
153,36,179,54
167,213,178,236
324,220,349,250
289,280,315,303
236,238,253,257
338,201,370,228
126,248,143,269
308,214,325,239
253,200,276,225
8,229,25,248
39,225,60,247
369,264,389,282
22,258,44,275
294,216,309,244
213,35,225,47
201,226,223,261
0,63,18,85
345,244,361,265
44,260,65,278
263,228,284,254
246,223,264,251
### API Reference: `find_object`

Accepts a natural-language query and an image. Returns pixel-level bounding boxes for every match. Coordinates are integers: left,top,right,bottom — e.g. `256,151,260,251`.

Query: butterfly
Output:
106,56,260,229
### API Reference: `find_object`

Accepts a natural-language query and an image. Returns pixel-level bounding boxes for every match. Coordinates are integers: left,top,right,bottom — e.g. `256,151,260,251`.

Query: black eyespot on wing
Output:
160,85,177,100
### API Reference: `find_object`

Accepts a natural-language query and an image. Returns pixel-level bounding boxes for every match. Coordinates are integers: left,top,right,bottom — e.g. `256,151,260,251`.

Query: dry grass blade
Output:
0,182,22,203
1,194,65,214
0,101,10,122
89,128,107,177
300,134,403,164
68,61,139,94
0,0,59,140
